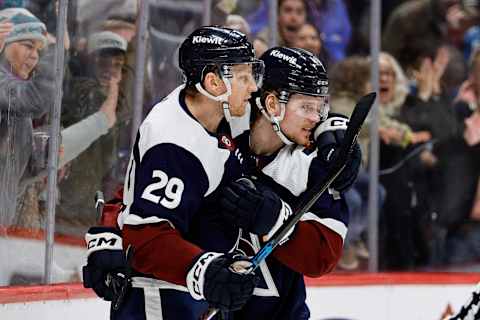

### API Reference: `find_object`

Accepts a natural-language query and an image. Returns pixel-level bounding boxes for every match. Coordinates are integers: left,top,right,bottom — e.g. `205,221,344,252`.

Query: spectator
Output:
101,17,136,43
100,17,142,166
60,90,119,168
377,51,463,268
400,47,464,267
225,14,251,36
306,0,351,63
382,0,472,87
374,52,437,270
377,53,432,147
256,0,307,47
14,70,121,232
329,56,385,270
249,0,351,62
0,9,53,227
57,31,128,234
225,14,268,58
443,48,480,264
329,56,371,160
292,22,330,66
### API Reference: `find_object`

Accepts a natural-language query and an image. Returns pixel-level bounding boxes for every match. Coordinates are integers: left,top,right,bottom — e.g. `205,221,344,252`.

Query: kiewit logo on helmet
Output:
192,36,224,45
270,50,298,66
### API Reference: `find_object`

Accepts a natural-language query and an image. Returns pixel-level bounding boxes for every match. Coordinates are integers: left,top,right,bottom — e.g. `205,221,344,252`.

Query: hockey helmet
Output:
261,47,328,99
179,26,263,88
255,47,329,145
179,26,264,121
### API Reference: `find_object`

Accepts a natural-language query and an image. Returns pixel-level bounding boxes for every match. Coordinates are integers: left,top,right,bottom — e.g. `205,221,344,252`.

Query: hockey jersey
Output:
116,86,249,319
116,86,347,319
227,130,349,320
119,85,245,232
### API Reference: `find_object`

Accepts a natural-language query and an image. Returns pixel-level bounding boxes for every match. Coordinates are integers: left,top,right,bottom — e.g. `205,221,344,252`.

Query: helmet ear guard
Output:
195,64,233,103
195,71,233,122
255,93,294,146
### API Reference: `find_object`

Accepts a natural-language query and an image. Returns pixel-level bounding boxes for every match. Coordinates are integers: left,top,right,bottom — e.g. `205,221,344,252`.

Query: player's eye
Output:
238,74,253,84
302,105,314,113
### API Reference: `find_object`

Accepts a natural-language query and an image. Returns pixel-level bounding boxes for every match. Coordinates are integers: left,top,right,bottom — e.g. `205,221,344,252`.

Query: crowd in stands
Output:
2,0,480,282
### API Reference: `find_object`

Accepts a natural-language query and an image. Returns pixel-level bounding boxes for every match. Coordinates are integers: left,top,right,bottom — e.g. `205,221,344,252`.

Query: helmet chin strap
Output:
255,95,295,146
195,70,233,122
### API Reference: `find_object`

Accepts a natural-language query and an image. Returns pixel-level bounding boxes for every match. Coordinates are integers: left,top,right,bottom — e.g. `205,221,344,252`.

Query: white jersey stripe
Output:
132,277,189,292
300,213,348,240
117,212,175,229
143,287,163,320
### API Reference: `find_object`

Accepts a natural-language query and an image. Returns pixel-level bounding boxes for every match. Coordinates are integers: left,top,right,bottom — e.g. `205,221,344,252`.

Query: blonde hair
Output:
378,52,409,110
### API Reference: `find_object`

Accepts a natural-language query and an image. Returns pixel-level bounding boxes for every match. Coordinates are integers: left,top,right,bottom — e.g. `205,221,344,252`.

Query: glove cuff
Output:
186,251,222,301
314,115,348,140
263,200,294,245
85,227,123,257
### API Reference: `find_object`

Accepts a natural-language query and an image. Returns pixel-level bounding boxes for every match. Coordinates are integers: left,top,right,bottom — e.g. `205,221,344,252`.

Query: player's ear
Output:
265,93,280,117
203,71,226,96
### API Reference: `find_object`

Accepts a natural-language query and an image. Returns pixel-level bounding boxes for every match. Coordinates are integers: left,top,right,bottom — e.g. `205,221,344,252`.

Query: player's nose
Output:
248,78,258,93
308,112,321,123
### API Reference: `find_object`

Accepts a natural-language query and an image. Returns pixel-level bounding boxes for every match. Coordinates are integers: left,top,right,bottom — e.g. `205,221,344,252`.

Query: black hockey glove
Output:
186,251,258,312
219,178,293,238
82,226,127,302
314,113,362,192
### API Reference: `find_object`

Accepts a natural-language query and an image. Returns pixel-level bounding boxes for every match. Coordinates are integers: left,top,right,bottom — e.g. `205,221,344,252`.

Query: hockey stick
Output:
202,92,376,320
92,190,134,311
446,283,480,320
94,190,105,222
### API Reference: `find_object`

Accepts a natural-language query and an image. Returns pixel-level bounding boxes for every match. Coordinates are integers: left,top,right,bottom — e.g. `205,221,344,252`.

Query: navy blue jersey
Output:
119,86,246,236
229,131,349,320
116,88,347,319
116,86,248,320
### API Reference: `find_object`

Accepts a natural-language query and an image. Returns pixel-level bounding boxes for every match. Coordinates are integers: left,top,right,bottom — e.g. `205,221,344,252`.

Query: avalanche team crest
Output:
218,134,236,151
235,231,279,297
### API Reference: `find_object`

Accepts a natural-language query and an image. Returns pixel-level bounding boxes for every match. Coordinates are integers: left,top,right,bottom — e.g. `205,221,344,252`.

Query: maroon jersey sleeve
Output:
123,222,203,286
272,221,343,277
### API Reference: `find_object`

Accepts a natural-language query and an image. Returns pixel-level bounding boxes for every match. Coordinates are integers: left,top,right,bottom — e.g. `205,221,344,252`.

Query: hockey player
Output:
213,46,360,319
84,26,265,319
83,44,360,319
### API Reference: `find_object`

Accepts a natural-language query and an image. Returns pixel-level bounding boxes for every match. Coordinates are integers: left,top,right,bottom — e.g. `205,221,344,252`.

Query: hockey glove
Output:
82,226,127,301
219,178,294,239
314,114,362,192
186,251,258,312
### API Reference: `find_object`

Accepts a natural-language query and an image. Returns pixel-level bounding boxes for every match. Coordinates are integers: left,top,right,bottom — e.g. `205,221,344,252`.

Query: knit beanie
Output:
0,8,47,47
0,0,25,10
87,31,127,54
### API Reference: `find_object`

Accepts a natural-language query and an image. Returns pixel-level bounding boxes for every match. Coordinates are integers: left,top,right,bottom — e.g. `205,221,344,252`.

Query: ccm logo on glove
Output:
85,230,123,255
